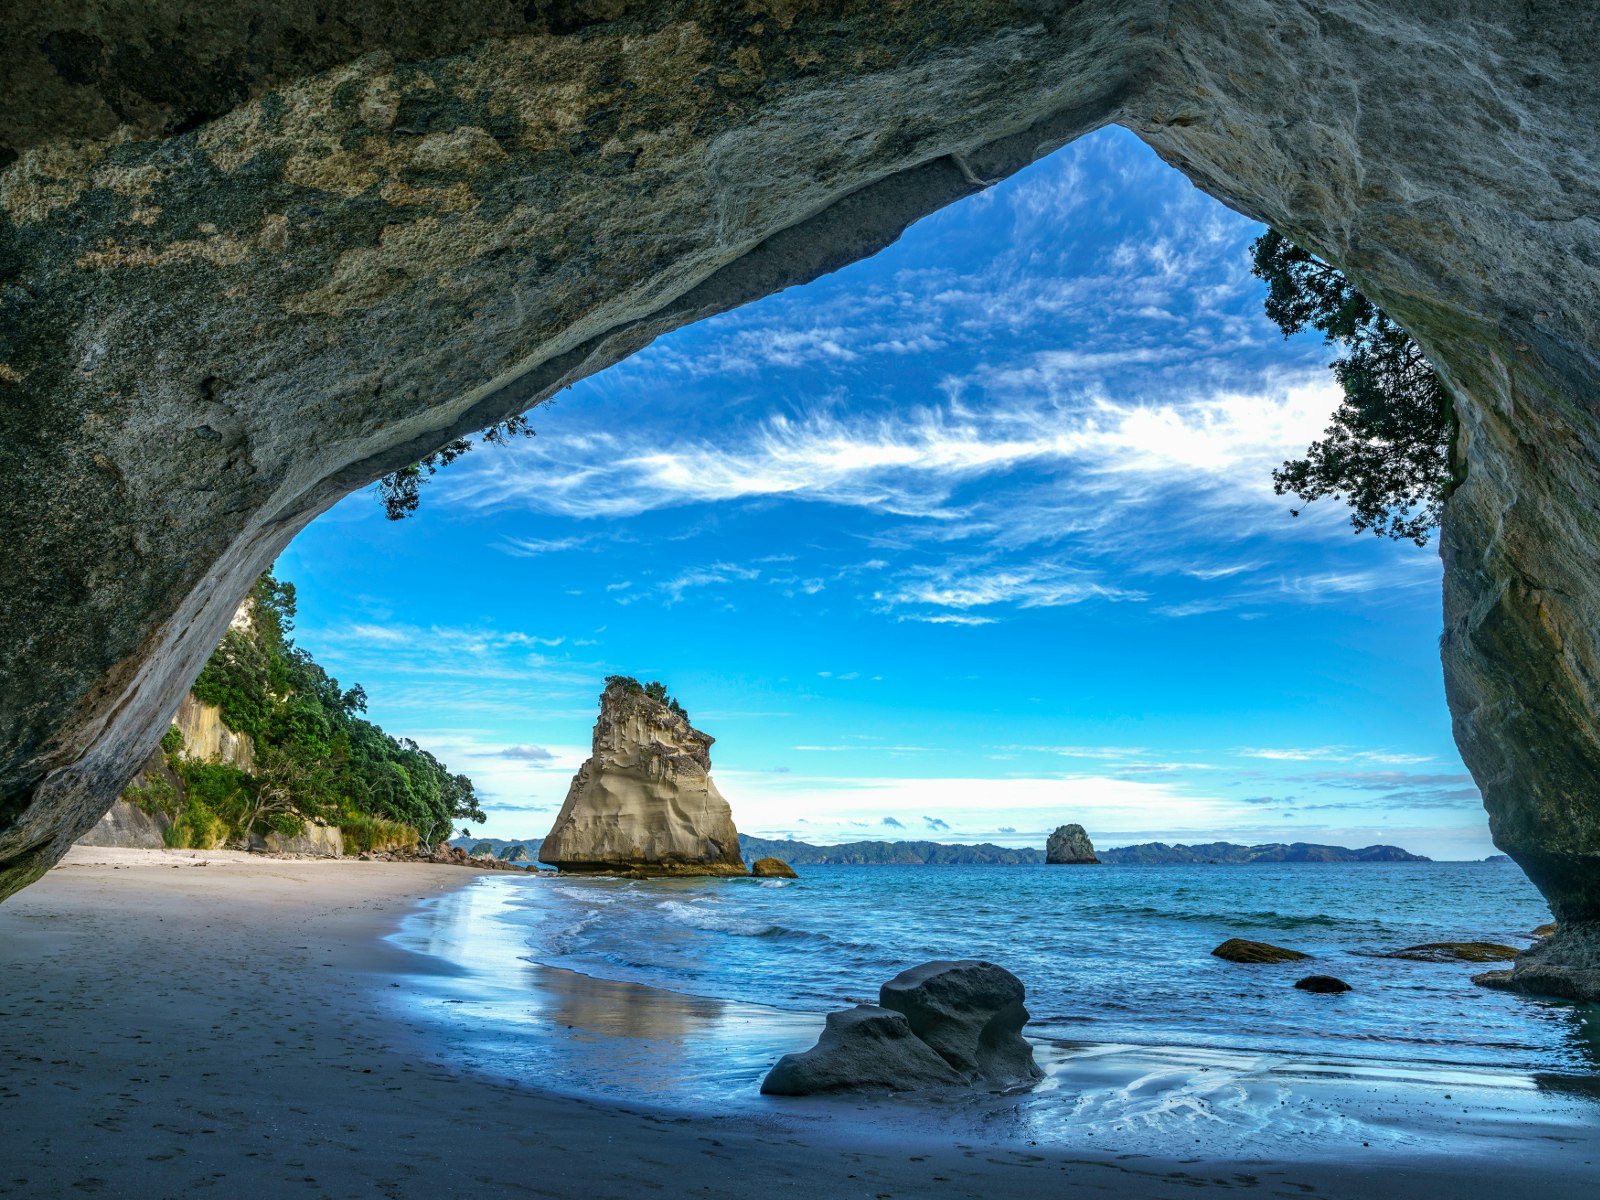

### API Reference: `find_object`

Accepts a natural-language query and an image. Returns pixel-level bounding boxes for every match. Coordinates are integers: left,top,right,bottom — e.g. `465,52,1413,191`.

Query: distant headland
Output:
451,834,1431,866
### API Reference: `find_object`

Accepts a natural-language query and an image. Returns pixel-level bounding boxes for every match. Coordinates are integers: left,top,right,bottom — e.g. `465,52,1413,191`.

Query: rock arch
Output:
1,3,1596,993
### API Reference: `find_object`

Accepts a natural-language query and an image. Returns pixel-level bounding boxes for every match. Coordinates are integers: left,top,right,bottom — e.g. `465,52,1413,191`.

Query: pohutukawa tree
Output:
1252,230,1454,546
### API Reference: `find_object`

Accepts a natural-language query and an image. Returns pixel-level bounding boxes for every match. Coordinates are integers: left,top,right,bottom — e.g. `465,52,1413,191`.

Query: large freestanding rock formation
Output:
538,678,744,877
1045,823,1099,865
1,5,1599,1000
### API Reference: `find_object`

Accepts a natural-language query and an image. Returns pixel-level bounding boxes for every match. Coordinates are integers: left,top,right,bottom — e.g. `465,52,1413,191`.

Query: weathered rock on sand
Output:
1045,824,1099,865
763,960,1041,1096
1212,939,1311,964
760,1006,966,1096
879,960,1043,1088
1387,942,1519,964
750,857,797,879
538,679,744,877
3,7,1600,1001
1295,975,1352,994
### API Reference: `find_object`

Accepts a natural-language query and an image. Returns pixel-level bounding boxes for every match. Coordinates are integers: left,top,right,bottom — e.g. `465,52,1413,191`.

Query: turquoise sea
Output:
490,862,1593,1070
386,859,1600,1161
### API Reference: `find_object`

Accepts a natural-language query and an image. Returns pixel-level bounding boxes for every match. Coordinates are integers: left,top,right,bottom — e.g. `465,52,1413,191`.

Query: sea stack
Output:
1045,823,1100,864
538,677,745,877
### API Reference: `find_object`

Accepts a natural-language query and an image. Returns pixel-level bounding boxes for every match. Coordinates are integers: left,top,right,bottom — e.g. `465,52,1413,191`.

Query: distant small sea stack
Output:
1045,823,1100,865
538,677,746,877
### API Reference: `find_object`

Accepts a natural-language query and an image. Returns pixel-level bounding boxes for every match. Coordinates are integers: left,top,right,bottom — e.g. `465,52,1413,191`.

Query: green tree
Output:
1251,230,1454,545
376,414,537,520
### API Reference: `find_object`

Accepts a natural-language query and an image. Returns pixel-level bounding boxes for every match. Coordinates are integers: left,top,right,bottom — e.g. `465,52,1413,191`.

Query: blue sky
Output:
277,127,1492,859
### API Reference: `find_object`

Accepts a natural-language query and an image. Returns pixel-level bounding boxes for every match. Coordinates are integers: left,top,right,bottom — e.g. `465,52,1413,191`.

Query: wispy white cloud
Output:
1234,747,1435,765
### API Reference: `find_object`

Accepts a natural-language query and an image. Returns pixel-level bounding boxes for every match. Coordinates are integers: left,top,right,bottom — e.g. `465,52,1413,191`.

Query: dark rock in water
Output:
878,960,1042,1087
759,1006,964,1095
1484,854,1513,864
497,844,529,863
1533,923,1558,938
1473,924,1600,1002
1045,824,1099,865
1212,938,1311,964
1387,942,1519,963
750,856,797,879
1295,975,1352,993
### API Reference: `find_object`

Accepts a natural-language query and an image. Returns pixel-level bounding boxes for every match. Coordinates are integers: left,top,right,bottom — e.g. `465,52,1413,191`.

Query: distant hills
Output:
738,835,1044,865
736,835,1429,865
449,833,1429,866
1095,841,1429,864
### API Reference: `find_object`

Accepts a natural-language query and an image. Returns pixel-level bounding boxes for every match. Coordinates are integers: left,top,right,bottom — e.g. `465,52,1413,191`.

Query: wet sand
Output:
0,848,1595,1199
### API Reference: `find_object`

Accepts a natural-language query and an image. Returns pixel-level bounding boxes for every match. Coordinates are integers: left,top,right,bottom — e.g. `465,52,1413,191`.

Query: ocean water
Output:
484,861,1594,1072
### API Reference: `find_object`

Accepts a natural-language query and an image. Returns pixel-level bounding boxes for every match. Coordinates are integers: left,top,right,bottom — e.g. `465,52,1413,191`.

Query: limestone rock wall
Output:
171,694,254,774
539,681,744,876
0,1,1597,996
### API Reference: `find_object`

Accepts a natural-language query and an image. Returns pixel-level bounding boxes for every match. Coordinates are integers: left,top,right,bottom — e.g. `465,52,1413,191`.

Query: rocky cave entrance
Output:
271,124,1469,876
2,7,1596,998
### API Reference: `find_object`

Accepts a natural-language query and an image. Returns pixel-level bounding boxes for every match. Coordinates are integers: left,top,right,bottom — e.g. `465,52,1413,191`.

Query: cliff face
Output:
539,681,744,877
1,3,1598,996
171,694,254,774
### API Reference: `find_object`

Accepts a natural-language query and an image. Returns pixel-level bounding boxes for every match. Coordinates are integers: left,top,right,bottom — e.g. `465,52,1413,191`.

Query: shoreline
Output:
0,849,1594,1198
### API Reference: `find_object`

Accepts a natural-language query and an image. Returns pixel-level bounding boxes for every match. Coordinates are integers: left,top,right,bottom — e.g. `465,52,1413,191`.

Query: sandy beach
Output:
1,849,1595,1200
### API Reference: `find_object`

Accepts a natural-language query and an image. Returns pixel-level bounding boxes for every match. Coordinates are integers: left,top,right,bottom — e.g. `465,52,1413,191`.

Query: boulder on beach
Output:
879,960,1042,1087
750,857,797,879
1045,823,1099,865
761,960,1042,1096
759,1005,965,1095
1295,975,1352,993
538,677,745,877
1387,942,1519,963
1211,938,1311,963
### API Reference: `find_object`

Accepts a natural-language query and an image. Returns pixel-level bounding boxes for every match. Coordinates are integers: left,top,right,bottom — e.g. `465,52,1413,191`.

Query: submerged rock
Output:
762,960,1041,1095
1387,942,1520,963
1295,975,1352,993
539,678,744,877
1212,938,1311,964
1045,823,1099,864
879,960,1042,1087
750,857,797,879
760,1006,965,1095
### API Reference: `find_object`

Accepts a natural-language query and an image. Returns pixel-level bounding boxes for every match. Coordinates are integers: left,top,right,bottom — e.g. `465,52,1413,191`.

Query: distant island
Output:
451,834,1430,866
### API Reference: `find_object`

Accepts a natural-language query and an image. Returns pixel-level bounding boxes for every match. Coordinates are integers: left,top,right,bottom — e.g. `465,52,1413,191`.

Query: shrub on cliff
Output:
1253,230,1453,546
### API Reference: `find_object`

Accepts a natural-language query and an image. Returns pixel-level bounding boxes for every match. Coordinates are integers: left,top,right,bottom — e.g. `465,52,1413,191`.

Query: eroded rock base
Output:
1474,924,1600,1003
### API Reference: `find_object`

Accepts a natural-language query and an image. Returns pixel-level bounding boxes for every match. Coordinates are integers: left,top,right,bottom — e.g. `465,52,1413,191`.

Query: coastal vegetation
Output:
127,573,483,851
1254,230,1454,545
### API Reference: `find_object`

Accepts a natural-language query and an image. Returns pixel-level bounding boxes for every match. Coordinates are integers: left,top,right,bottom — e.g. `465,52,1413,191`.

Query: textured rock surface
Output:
1387,942,1520,964
75,798,169,849
759,1005,965,1096
539,680,744,876
878,960,1042,1087
252,821,343,858
749,856,797,879
2,4,1599,993
1211,939,1311,964
1473,925,1600,1002
1294,975,1352,994
171,694,254,774
1045,823,1099,865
